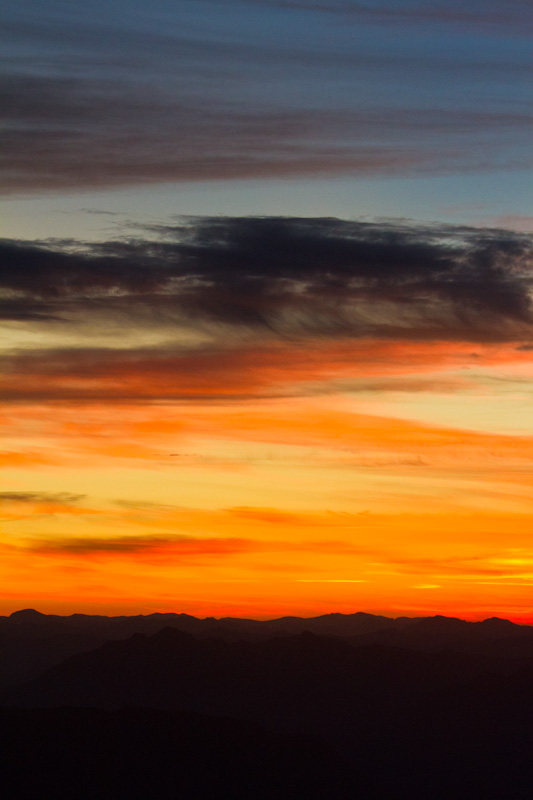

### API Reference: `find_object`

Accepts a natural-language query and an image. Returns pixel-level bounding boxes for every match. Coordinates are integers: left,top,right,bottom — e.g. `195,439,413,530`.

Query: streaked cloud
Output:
27,534,255,556
246,0,532,34
2,0,529,193
0,492,85,504
2,74,528,191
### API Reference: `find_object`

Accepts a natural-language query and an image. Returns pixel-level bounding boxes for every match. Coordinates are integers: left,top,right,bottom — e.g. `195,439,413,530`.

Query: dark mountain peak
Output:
480,617,514,628
327,612,379,618
9,609,45,621
411,615,468,630
476,617,532,637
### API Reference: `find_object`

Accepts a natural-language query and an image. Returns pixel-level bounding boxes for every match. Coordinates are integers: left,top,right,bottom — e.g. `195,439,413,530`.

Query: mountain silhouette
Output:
1,609,532,690
2,611,532,798
3,624,532,799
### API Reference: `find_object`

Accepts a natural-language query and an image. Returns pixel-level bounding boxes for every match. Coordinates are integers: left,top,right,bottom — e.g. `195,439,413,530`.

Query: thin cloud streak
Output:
0,492,85,504
2,340,532,405
23,532,374,558
242,0,532,34
3,84,527,192
27,535,255,557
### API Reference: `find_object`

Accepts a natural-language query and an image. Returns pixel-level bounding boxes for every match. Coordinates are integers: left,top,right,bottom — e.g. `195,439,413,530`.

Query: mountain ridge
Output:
1,609,532,691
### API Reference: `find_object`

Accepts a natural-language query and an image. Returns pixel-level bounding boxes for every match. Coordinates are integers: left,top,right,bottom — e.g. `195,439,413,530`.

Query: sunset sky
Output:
1,0,532,621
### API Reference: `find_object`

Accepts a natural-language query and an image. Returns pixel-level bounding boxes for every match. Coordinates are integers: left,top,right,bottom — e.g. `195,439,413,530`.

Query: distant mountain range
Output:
1,610,532,798
1,608,532,690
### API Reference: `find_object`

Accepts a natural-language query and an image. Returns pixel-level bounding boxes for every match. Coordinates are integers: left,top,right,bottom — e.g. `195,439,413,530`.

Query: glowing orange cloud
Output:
2,338,531,403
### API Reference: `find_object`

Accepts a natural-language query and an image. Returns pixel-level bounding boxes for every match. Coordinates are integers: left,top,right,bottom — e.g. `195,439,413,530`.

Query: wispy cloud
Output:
23,530,373,559
0,492,85,504
3,73,527,192
243,0,532,34
2,340,531,404
391,551,533,580
27,534,255,557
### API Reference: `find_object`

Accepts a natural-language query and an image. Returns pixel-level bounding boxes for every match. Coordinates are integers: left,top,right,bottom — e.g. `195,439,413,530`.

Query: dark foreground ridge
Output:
1,611,532,799
0,706,358,800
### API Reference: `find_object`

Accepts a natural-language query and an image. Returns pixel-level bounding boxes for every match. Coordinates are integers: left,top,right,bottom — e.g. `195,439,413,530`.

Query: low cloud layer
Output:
2,218,532,341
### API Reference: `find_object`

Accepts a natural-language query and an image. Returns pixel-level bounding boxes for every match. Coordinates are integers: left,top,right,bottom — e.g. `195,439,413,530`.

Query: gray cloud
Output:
1,217,531,332
0,492,86,504
1,1,530,196
28,534,254,556
2,73,528,192
25,531,374,558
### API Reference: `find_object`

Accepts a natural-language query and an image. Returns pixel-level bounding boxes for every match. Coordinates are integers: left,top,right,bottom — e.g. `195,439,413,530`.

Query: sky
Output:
1,0,532,620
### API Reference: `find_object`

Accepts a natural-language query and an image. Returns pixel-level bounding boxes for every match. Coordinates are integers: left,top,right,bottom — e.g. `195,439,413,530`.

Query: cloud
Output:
245,0,531,34
1,71,529,193
0,339,528,405
24,532,371,558
27,534,255,557
391,553,533,580
0,492,85,504
2,0,528,194
80,209,123,217
480,216,533,234
0,451,57,467
1,218,531,340
2,217,531,404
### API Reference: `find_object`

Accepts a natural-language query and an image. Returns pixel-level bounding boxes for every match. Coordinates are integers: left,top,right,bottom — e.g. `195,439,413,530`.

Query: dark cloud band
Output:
1,218,532,339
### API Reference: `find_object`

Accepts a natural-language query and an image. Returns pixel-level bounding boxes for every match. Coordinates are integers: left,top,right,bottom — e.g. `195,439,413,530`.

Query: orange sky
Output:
2,331,532,622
